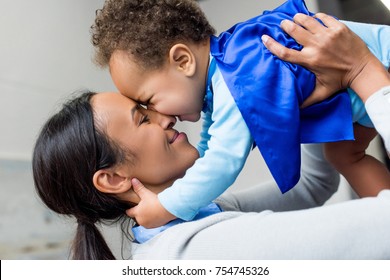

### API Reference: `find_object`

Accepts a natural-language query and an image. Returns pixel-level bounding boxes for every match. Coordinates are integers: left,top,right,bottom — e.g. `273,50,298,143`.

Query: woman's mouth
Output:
169,131,179,144
169,131,186,144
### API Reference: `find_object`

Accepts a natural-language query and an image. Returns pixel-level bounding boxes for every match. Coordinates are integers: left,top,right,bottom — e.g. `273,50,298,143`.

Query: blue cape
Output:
210,0,353,193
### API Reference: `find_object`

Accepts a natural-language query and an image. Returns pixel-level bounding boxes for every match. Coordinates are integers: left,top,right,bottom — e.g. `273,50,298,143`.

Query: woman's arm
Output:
261,13,390,105
261,12,390,153
133,174,390,260
216,143,340,213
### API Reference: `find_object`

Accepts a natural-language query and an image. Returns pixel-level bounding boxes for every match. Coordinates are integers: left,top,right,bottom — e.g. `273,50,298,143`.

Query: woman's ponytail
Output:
72,219,115,260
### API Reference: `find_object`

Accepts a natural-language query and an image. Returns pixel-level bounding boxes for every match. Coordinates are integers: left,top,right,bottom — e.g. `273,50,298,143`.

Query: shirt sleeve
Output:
196,108,212,158
365,86,390,153
158,66,253,221
341,22,390,152
342,20,390,69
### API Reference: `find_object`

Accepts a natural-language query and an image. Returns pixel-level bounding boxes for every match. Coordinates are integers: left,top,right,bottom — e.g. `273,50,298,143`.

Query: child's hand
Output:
126,178,176,228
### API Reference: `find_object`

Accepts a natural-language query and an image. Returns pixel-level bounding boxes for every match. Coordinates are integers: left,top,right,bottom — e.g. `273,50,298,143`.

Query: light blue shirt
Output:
158,20,390,221
343,20,390,128
158,58,253,221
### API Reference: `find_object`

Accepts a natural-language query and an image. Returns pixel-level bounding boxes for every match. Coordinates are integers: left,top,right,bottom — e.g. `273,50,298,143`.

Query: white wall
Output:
199,0,318,31
0,0,117,259
0,0,116,161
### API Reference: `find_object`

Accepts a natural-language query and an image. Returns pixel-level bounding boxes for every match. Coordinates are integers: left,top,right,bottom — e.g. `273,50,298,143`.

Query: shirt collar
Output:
132,202,222,244
202,56,217,113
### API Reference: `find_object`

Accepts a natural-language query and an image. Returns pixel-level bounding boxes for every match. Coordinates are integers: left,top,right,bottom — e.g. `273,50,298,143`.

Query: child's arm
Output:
158,70,253,221
324,124,390,197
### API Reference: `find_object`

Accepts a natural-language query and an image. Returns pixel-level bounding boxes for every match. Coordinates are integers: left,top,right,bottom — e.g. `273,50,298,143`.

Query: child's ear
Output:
93,167,132,194
169,43,196,77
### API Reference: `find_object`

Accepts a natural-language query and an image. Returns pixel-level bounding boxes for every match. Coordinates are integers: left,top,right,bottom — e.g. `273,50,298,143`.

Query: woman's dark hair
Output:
91,0,215,70
32,91,135,259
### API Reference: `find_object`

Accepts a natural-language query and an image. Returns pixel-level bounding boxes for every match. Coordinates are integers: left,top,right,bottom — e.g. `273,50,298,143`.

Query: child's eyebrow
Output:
139,96,151,106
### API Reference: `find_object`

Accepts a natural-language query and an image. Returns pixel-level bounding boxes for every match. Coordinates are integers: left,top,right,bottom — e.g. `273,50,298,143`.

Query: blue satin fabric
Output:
210,0,353,193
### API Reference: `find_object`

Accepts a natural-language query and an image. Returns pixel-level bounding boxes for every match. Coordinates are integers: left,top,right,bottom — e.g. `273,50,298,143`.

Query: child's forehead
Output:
109,51,140,74
110,50,134,65
110,50,158,74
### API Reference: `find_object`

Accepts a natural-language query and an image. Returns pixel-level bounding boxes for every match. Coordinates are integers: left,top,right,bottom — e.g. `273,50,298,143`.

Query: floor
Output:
0,159,72,259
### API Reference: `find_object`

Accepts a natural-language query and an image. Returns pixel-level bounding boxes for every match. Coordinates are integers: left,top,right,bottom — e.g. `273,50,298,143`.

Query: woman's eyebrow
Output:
130,105,138,120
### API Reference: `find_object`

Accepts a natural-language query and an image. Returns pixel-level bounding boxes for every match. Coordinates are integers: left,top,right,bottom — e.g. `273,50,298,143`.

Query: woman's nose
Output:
162,114,177,129
150,111,177,129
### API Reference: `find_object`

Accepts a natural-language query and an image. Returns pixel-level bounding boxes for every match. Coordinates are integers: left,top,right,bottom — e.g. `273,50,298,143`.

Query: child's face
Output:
110,51,205,122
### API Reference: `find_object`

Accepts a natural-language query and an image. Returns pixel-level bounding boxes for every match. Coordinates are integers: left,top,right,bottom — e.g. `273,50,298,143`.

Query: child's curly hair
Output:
91,0,215,70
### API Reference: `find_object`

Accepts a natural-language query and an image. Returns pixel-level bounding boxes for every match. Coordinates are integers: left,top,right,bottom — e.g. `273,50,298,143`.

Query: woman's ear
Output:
93,168,132,194
169,43,196,77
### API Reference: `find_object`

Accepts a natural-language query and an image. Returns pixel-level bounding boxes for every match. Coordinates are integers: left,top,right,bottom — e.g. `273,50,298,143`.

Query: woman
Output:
33,89,390,259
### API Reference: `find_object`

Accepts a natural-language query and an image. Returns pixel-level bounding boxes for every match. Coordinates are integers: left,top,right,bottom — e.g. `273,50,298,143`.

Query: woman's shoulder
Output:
130,211,243,259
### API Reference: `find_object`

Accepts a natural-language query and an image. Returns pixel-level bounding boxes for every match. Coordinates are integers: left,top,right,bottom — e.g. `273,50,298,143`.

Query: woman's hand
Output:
262,12,374,107
126,178,176,228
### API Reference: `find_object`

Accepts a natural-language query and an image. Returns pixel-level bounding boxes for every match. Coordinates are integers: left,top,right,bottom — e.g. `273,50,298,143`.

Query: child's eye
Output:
140,98,151,108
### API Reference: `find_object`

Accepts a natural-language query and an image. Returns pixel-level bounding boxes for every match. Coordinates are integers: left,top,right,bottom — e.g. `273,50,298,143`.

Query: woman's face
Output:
92,92,199,188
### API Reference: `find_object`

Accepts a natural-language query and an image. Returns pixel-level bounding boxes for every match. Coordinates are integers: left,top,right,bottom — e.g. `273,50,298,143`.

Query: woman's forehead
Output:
92,92,138,113
91,92,137,127
93,92,134,105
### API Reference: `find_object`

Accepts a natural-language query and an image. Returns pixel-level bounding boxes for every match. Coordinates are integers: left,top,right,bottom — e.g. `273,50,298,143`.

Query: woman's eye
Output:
140,114,150,125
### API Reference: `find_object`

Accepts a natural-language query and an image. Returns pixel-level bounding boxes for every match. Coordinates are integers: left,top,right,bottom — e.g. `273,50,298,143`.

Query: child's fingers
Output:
131,178,149,199
125,178,149,218
126,206,137,218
